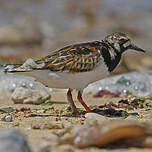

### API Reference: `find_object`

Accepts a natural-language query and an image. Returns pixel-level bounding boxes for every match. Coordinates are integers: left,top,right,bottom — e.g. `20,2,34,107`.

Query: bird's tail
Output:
3,63,23,73
3,58,45,74
3,60,47,83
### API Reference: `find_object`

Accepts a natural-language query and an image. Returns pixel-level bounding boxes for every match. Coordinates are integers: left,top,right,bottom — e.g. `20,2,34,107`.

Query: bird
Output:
4,32,145,115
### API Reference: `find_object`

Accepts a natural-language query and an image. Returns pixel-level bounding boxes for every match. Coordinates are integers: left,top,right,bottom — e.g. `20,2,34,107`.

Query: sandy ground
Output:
0,91,152,152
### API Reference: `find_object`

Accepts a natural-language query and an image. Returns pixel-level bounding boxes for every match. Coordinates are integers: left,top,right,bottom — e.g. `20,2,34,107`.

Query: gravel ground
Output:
0,91,152,152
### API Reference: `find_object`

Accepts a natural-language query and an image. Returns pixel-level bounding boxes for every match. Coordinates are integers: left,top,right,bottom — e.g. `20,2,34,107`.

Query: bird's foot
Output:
72,112,85,118
72,109,92,117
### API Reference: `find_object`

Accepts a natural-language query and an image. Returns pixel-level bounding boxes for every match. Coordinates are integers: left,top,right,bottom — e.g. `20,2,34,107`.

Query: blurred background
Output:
0,0,152,74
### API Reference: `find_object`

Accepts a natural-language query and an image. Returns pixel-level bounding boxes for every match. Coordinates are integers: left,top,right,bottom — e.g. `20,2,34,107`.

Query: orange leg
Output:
77,91,92,112
67,89,79,114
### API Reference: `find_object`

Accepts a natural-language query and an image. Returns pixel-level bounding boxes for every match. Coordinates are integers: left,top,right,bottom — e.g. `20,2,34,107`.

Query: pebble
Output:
11,87,51,104
85,112,107,125
1,114,13,122
0,107,14,113
0,130,31,152
59,119,152,148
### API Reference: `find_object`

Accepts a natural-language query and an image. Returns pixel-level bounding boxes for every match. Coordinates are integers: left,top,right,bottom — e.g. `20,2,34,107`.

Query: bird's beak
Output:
129,43,146,53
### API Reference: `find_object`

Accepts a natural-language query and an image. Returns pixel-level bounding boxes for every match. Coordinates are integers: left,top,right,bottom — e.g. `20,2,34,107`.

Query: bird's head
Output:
104,32,145,53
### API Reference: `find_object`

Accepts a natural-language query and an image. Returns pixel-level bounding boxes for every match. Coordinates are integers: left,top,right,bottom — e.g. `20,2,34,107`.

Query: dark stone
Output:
0,130,31,152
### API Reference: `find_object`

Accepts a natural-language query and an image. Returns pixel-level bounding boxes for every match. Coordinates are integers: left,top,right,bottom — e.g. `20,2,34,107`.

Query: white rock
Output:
85,71,152,97
85,113,107,125
11,87,51,104
1,114,13,122
0,71,48,92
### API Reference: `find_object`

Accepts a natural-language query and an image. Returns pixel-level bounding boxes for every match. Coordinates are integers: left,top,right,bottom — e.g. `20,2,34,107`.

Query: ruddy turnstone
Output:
4,32,145,115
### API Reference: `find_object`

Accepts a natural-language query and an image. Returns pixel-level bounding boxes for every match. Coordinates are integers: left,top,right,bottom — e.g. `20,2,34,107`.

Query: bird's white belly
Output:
23,61,109,90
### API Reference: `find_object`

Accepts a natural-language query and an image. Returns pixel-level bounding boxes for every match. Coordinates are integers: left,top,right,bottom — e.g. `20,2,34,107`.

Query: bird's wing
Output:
4,41,103,73
36,41,102,73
